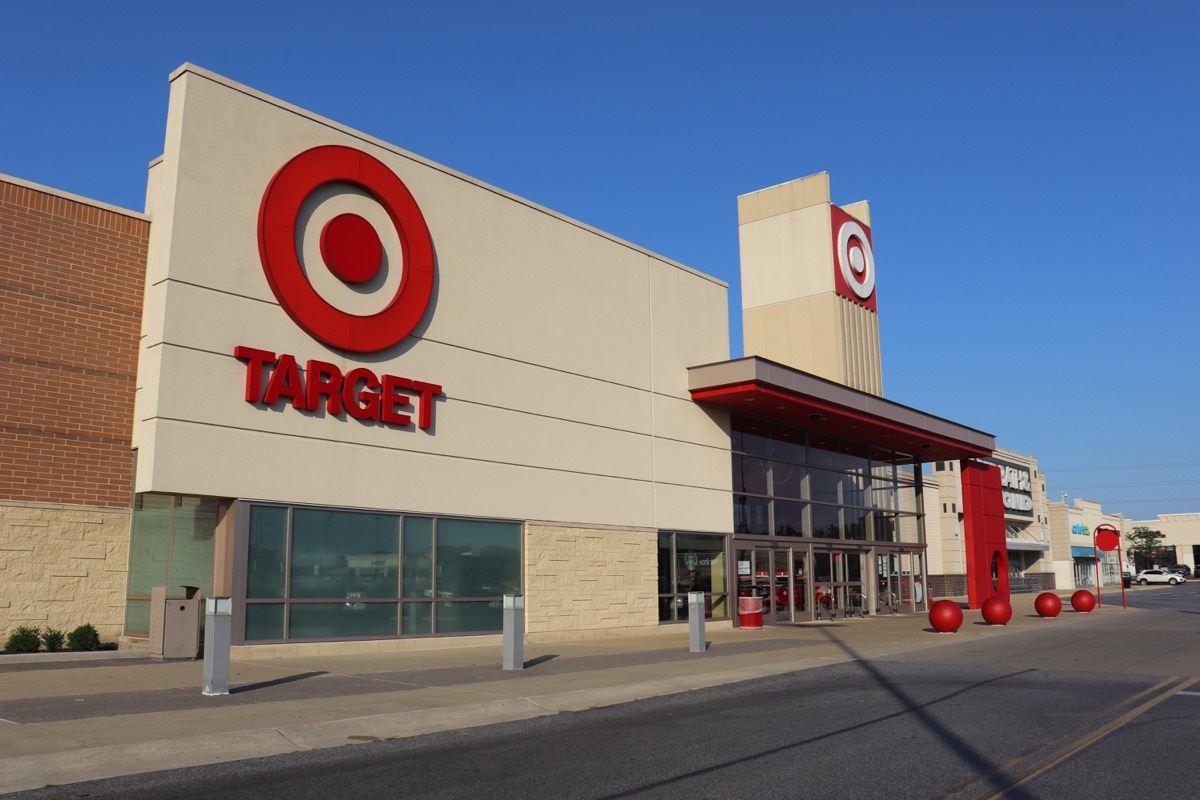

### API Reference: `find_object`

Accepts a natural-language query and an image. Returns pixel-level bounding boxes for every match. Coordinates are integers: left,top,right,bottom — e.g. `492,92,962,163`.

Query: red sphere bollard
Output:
981,595,1013,625
929,599,964,633
1034,592,1063,618
1071,589,1097,613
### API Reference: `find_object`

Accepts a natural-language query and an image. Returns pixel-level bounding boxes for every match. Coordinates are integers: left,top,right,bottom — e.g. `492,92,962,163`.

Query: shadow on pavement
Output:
593,625,1038,800
233,671,327,693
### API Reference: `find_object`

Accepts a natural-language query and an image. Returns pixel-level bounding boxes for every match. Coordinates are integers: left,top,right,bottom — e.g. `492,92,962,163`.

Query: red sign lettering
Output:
234,346,442,430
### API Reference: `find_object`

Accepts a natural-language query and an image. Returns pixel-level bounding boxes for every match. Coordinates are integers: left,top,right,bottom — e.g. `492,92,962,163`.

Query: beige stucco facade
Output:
737,173,882,395
121,65,740,642
1123,513,1200,573
134,66,732,541
1048,499,1126,588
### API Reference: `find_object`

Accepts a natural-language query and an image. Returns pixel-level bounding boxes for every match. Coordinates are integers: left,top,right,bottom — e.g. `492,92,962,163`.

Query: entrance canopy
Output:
688,357,994,463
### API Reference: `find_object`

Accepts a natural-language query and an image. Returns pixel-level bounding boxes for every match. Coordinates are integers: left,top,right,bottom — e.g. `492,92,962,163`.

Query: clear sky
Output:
3,1,1198,521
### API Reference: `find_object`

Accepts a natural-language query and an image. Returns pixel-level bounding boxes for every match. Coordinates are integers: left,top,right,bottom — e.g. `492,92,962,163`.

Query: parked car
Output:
1165,564,1193,578
1135,569,1185,585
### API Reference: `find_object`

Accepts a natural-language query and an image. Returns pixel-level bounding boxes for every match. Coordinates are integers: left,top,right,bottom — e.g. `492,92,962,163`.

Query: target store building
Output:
1,65,1002,654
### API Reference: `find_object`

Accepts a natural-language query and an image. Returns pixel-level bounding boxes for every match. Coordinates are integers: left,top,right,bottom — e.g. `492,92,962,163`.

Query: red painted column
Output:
961,460,1008,609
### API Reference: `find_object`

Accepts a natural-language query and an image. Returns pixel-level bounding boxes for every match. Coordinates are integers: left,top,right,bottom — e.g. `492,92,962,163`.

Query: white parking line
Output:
1176,691,1200,697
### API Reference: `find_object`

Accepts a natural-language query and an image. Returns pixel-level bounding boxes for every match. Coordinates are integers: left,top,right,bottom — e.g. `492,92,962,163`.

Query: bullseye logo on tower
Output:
257,144,435,352
830,204,877,312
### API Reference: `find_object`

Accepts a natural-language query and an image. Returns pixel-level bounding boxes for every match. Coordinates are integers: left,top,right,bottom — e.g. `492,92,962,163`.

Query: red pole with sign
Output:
1094,525,1126,610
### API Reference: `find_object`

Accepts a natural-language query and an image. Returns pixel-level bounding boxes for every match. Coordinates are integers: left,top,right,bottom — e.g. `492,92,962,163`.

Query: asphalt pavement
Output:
0,588,1181,795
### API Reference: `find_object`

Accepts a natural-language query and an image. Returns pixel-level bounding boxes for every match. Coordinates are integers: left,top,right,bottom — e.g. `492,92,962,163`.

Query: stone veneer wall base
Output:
0,501,131,642
524,522,660,636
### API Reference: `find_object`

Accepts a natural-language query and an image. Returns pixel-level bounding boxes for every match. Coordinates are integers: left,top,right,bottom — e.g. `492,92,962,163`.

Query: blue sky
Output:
3,2,1198,521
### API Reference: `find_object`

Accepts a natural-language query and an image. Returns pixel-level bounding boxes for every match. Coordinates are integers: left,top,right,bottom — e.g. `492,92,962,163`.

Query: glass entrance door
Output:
813,548,867,619
894,551,925,612
877,552,901,614
736,547,796,624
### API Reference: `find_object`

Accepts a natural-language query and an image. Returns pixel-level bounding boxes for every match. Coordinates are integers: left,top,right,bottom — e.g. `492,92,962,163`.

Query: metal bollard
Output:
202,596,232,696
688,591,707,653
502,594,525,671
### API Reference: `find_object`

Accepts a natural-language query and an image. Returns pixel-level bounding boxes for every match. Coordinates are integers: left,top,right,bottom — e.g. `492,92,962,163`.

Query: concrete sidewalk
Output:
0,594,1112,794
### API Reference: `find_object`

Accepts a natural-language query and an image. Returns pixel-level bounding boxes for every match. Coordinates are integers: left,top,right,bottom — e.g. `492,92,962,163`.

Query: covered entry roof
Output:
688,357,994,462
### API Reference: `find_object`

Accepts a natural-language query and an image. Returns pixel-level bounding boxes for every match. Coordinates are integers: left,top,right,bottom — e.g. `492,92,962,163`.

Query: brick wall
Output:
929,573,968,598
0,178,147,507
0,177,148,643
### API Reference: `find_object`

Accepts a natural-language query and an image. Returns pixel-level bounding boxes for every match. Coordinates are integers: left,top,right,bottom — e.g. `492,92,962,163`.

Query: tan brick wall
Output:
0,501,131,643
524,522,659,637
0,177,147,508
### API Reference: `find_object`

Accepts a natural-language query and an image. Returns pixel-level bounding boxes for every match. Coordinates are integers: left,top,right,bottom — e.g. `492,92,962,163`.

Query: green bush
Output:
41,628,66,652
67,623,101,652
4,626,42,654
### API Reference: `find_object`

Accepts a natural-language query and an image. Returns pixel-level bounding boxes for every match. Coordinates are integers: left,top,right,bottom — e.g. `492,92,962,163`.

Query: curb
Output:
0,649,148,665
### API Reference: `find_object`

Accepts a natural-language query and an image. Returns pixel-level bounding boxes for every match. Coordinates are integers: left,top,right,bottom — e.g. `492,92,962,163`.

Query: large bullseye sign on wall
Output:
236,145,443,431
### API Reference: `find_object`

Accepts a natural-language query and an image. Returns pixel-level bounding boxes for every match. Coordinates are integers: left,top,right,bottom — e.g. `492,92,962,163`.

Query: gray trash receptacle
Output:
150,585,201,660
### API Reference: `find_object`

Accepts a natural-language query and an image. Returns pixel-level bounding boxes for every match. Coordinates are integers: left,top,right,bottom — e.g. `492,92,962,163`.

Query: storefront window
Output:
809,436,868,474
435,601,502,633
771,427,806,465
290,509,399,600
242,506,521,642
811,503,840,539
402,601,432,635
845,507,868,540
809,467,847,505
731,455,769,495
124,494,218,636
289,602,398,639
898,514,922,544
873,513,897,542
728,419,926,551
657,531,729,623
731,417,772,457
169,497,218,591
247,506,287,598
435,518,521,598
127,495,173,598
245,603,284,640
774,499,806,536
733,495,769,535
402,517,433,598
771,462,804,500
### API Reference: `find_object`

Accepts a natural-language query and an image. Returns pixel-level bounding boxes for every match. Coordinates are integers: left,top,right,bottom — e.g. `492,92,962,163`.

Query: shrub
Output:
4,626,42,654
67,623,101,652
42,628,66,652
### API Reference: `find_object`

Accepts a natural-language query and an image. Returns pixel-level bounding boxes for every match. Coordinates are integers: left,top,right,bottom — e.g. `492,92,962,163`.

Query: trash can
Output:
1122,572,1132,589
150,585,201,660
738,595,764,630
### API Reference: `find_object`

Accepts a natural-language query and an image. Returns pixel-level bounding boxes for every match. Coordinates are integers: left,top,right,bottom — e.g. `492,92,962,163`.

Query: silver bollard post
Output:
202,596,232,696
688,591,707,653
502,593,524,671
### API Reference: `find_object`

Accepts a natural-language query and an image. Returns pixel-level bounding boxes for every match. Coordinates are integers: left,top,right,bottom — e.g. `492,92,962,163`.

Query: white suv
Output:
1135,569,1186,585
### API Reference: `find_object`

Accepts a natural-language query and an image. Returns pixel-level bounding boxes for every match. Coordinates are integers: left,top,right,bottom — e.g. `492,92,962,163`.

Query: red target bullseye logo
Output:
830,205,877,312
258,145,434,353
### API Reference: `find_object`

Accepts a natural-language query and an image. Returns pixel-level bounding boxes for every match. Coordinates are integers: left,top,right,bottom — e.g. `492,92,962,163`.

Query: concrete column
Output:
502,594,524,671
202,597,232,696
688,592,707,653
